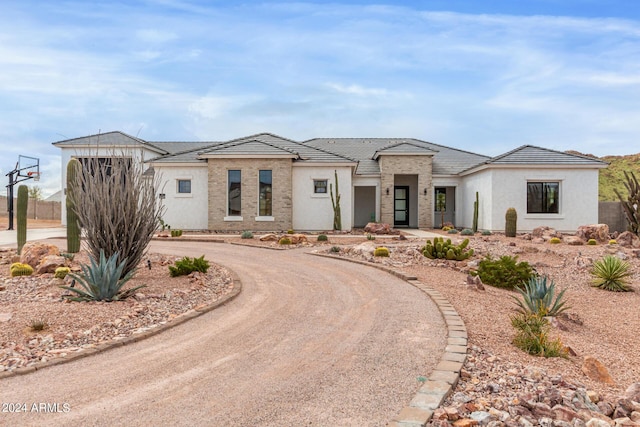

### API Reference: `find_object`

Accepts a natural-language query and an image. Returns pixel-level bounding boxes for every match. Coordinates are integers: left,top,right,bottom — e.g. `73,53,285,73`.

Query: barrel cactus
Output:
10,262,34,277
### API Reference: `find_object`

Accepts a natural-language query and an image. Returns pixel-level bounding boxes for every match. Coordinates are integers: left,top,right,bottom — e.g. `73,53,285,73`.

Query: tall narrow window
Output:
259,170,272,216
228,170,241,216
527,182,559,214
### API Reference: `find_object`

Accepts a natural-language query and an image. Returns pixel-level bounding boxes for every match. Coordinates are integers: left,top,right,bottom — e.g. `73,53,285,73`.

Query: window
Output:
435,187,446,211
259,170,272,216
228,170,241,216
177,179,191,194
314,179,328,194
527,182,559,214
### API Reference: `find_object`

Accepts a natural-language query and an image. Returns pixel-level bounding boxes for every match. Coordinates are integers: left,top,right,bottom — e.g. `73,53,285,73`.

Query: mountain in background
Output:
567,151,640,201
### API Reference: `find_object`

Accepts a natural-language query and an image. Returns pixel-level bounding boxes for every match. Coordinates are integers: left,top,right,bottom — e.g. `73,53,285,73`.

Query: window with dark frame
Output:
228,170,241,216
527,182,559,214
314,179,328,194
259,170,272,216
177,179,191,194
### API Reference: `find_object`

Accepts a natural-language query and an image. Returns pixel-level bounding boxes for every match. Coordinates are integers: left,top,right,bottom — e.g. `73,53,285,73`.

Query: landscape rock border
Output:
0,269,242,380
311,252,466,427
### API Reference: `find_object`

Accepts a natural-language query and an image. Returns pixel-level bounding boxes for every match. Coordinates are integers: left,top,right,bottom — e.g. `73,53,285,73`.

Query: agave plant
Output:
61,250,145,302
591,255,633,292
513,275,569,317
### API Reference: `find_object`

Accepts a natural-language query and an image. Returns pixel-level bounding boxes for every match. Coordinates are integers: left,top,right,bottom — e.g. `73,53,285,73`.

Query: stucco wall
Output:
207,158,293,231
463,167,600,232
458,171,493,230
378,155,433,228
155,164,209,230
292,166,353,231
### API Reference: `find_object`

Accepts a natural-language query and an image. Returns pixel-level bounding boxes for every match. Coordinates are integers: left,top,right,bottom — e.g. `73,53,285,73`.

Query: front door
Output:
394,186,409,227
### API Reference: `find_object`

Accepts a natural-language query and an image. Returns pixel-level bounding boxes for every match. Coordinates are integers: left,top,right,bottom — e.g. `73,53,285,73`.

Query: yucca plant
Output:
62,250,145,301
513,276,569,317
590,255,633,292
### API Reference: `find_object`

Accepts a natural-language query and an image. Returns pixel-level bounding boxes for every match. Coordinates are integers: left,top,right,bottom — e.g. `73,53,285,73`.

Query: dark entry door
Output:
394,186,409,226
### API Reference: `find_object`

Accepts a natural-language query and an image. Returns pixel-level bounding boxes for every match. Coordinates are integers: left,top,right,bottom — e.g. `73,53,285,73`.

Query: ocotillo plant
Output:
614,171,640,235
505,207,517,237
66,158,81,253
17,184,28,254
472,192,479,233
330,170,342,230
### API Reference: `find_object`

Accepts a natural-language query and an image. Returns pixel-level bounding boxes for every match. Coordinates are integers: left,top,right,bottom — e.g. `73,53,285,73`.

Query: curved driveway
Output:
0,240,446,426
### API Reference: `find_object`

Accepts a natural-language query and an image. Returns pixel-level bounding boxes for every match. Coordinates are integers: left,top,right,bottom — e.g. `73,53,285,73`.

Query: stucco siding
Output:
155,165,209,230
459,171,494,230
207,158,293,231
292,167,353,231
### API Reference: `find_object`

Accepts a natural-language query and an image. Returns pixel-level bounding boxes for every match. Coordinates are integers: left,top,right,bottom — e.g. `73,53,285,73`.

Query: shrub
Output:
30,318,49,332
317,234,328,242
511,313,568,358
474,255,534,289
54,267,71,279
170,229,183,237
169,255,210,277
447,229,459,234
587,239,597,245
422,237,474,261
287,229,295,234
330,246,340,253
442,226,452,231
374,247,390,257
10,262,33,277
513,276,569,317
241,231,254,239
481,230,492,236
609,239,617,245
62,250,145,302
461,228,474,236
279,237,292,245
366,233,376,240
590,255,633,292
549,237,561,244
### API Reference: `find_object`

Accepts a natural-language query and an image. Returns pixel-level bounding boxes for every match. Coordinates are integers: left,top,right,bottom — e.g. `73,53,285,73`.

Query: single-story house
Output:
53,131,607,232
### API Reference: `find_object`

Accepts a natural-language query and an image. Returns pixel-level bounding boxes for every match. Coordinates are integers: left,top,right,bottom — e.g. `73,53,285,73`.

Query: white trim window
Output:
227,170,242,217
177,179,191,194
313,179,328,194
527,181,559,214
258,170,273,218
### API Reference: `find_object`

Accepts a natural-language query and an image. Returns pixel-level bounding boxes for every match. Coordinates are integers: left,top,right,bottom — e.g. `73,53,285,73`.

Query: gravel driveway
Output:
0,240,446,426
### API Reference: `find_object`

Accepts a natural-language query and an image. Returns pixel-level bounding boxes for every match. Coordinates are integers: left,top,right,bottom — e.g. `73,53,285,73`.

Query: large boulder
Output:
288,234,308,244
576,224,610,243
36,255,67,274
582,356,615,385
617,231,640,248
364,222,392,234
259,233,279,242
20,242,60,269
532,226,561,241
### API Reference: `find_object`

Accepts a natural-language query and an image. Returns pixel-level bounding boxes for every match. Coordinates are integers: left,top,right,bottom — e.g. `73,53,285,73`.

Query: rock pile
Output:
428,346,640,427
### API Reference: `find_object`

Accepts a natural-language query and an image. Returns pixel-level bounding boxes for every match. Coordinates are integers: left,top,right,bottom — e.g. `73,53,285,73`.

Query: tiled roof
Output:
200,139,299,157
304,138,489,175
485,145,608,166
52,131,168,154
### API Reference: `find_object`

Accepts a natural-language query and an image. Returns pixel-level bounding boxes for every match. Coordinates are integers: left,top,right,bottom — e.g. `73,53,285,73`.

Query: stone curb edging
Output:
0,270,243,380
309,252,467,427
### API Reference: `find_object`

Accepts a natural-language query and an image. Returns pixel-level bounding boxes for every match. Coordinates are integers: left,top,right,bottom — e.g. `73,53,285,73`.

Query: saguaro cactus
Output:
330,170,342,230
66,158,81,253
505,207,517,237
472,192,479,232
17,185,28,254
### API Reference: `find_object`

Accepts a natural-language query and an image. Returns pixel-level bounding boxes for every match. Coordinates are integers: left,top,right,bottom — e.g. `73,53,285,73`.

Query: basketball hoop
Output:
27,171,40,182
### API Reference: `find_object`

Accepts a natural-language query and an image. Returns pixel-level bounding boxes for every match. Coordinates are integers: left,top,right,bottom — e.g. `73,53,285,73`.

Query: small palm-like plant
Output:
62,250,145,301
591,255,633,292
513,276,569,317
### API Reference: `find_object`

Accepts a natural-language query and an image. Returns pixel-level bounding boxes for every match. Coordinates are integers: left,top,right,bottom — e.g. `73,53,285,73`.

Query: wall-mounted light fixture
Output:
386,187,389,195
159,193,166,200
424,188,428,196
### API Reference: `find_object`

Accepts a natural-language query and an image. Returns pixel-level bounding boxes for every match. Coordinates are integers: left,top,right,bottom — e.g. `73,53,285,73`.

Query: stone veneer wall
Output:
207,158,293,231
379,155,433,229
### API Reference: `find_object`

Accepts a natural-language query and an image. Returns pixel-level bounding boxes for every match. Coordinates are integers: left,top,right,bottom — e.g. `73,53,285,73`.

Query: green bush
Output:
587,239,597,245
511,313,568,357
279,237,292,245
422,237,474,261
317,234,328,242
481,230,492,236
447,228,459,234
513,276,569,317
10,262,33,277
590,255,633,292
169,255,210,277
474,255,534,289
549,237,561,244
62,250,145,301
366,233,376,240
330,246,340,253
54,267,71,279
171,229,183,237
241,231,254,239
461,228,474,236
374,247,390,257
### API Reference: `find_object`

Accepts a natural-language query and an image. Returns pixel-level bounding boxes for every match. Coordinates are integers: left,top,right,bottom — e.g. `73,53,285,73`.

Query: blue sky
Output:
2,1,640,197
